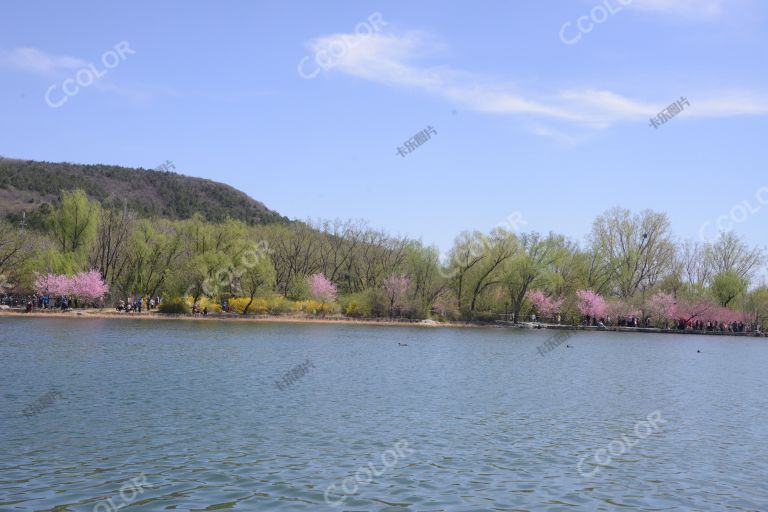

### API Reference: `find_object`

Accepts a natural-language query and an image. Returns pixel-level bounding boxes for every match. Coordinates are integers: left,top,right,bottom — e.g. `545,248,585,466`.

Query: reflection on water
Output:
1,317,767,511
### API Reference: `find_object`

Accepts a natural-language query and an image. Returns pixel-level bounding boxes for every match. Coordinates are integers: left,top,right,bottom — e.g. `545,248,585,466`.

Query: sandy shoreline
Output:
0,309,483,328
1,308,765,337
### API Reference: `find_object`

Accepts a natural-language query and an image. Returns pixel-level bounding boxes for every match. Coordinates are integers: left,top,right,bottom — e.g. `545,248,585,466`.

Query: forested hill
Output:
0,157,286,226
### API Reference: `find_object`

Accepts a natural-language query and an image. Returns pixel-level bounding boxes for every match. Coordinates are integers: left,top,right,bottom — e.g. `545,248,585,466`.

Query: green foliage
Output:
238,251,276,300
2,166,765,327
49,189,99,270
711,270,747,306
0,157,286,226
365,287,389,317
286,274,309,301
158,297,190,314
340,291,373,318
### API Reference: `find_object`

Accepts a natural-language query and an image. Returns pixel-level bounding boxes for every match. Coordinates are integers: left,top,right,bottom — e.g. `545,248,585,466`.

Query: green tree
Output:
710,270,747,307
238,256,277,314
119,219,182,299
589,207,675,298
502,233,557,322
49,189,100,270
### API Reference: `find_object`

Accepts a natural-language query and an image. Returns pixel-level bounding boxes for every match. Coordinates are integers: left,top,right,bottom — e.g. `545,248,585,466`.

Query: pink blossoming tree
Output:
646,292,676,326
382,275,410,317
673,299,718,325
526,290,564,319
34,273,71,296
576,289,607,321
34,271,108,304
307,273,337,305
432,288,459,319
606,299,641,323
71,270,109,302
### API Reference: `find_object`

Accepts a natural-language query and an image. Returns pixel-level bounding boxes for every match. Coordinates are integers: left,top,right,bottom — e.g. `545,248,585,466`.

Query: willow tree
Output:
238,255,276,314
49,189,100,271
444,230,487,314
90,202,135,288
0,219,27,278
589,207,675,299
503,232,558,322
119,219,182,299
466,228,517,318
710,270,747,307
704,232,763,281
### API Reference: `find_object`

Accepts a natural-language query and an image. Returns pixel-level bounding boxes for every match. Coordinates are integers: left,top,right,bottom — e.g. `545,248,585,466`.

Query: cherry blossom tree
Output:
526,290,564,319
606,299,641,324
71,270,109,302
576,289,607,321
34,273,72,297
432,288,458,319
307,273,337,305
646,292,676,320
34,271,108,304
34,273,55,295
700,304,740,326
673,299,718,325
527,290,547,315
382,275,410,317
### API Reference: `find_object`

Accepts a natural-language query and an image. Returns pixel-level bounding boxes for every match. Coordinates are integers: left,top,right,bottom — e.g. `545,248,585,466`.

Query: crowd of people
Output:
116,296,161,313
2,293,164,314
191,303,208,316
581,315,759,334
1,294,71,313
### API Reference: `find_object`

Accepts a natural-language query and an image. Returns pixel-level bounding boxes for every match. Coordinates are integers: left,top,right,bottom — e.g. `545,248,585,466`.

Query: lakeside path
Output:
0,309,765,337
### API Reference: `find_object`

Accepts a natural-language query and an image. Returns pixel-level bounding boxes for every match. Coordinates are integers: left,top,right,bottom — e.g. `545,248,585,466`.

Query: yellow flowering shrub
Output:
293,299,337,315
184,295,222,313
344,301,365,318
339,291,374,318
267,294,293,314
228,297,268,314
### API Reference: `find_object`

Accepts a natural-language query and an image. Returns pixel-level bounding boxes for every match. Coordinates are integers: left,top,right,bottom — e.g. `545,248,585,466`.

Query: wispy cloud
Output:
527,125,583,145
626,0,726,19
307,30,768,135
0,45,178,104
0,47,86,75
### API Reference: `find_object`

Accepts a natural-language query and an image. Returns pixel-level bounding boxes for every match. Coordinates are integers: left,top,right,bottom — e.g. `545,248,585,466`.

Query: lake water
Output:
2,318,767,511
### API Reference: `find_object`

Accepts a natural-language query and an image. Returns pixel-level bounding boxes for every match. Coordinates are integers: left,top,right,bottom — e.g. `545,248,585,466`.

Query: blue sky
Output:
1,0,767,254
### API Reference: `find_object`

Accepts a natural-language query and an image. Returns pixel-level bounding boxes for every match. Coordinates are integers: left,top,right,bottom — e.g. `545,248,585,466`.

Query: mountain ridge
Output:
0,156,287,227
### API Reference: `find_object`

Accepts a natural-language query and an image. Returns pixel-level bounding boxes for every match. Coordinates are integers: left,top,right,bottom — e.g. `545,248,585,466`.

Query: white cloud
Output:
0,45,176,104
306,31,768,134
626,0,726,18
0,47,86,75
527,125,583,145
